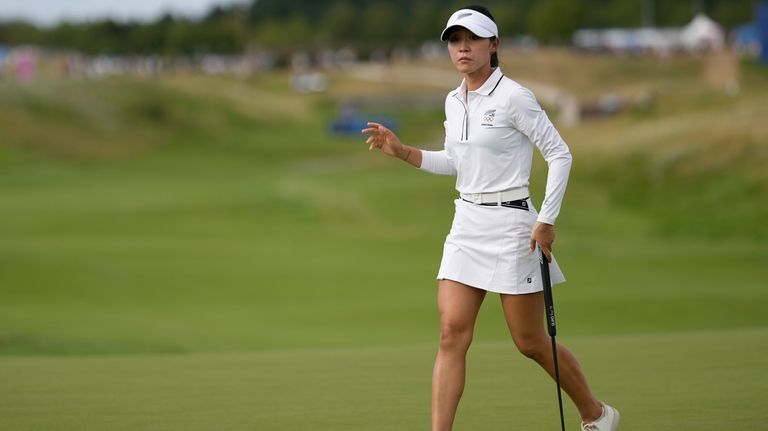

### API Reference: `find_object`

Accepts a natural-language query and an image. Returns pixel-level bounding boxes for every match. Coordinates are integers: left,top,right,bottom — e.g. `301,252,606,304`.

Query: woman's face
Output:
446,27,497,76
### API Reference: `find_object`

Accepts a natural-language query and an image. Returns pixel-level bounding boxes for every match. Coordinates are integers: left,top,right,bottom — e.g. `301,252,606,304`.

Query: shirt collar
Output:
456,67,504,97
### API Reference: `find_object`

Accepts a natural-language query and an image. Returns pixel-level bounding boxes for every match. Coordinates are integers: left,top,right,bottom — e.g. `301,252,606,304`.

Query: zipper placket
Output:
452,93,469,141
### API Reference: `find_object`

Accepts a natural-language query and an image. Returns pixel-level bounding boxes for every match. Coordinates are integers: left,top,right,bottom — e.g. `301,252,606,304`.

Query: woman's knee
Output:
438,320,474,352
512,335,549,360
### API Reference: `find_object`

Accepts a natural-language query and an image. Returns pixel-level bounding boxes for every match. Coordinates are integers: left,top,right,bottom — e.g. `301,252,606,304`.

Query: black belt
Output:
461,197,529,210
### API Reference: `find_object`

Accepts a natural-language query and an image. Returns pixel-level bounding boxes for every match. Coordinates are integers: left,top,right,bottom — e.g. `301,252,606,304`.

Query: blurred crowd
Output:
0,11,764,86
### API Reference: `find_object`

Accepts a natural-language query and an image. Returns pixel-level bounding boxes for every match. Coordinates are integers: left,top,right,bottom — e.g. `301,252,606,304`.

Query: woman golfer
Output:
362,5,619,431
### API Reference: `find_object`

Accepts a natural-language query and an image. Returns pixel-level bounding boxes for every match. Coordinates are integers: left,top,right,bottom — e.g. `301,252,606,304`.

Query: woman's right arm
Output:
420,149,457,175
397,144,423,168
361,122,456,175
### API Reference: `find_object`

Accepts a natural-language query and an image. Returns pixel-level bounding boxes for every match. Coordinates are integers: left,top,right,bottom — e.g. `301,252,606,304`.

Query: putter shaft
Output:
540,251,566,431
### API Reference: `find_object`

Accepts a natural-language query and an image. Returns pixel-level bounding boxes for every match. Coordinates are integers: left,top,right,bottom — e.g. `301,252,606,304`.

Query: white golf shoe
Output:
580,403,619,431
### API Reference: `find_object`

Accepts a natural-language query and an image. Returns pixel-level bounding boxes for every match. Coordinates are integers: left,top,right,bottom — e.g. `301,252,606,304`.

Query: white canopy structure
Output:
681,13,725,51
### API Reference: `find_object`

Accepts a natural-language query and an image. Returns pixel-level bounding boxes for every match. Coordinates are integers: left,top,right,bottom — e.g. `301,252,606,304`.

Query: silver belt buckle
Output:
471,193,482,204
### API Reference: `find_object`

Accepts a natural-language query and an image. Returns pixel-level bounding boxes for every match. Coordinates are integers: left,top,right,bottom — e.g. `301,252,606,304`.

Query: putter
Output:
540,248,566,431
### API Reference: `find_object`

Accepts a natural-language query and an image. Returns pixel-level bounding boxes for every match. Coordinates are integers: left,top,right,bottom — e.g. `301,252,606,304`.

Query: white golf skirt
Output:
437,198,565,295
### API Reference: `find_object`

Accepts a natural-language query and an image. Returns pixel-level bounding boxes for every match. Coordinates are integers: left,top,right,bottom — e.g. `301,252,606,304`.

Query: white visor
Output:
440,9,498,41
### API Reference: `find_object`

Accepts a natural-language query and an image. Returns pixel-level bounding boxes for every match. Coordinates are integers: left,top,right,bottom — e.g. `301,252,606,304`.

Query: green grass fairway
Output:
1,52,767,430
2,329,766,430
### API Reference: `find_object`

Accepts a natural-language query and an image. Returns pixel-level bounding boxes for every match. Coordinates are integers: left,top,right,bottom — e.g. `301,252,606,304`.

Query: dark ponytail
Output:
462,5,499,67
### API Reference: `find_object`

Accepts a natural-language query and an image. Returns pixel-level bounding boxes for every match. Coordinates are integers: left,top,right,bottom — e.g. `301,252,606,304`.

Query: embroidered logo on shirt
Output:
481,109,496,127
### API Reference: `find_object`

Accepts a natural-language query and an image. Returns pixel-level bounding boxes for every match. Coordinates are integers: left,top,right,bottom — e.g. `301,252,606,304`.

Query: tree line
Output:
0,0,757,56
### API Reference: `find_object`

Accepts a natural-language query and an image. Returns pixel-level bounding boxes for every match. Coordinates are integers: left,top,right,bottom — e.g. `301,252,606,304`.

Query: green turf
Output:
2,156,766,355
1,53,767,429
1,329,766,430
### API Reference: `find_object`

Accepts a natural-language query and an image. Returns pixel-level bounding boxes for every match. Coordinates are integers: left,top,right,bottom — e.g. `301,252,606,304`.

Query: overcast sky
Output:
0,0,249,25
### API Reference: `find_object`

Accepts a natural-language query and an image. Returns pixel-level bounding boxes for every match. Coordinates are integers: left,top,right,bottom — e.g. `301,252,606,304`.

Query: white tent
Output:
681,14,725,51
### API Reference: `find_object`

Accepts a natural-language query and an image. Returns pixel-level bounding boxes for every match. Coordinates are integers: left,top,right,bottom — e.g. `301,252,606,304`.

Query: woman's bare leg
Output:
500,292,603,423
432,280,486,431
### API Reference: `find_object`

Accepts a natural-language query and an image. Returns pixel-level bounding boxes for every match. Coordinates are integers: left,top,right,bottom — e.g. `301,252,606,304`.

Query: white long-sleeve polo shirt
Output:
420,67,572,225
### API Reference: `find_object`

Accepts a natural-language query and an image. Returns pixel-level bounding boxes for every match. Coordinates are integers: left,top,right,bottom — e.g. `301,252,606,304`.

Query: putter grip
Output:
540,253,557,337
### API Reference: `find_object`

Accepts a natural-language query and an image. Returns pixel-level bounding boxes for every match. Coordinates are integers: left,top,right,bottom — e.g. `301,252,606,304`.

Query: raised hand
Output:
361,122,405,159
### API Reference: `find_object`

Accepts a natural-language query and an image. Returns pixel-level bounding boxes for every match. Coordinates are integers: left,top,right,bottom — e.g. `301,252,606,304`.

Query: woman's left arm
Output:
510,88,573,260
